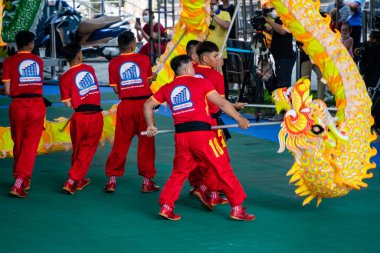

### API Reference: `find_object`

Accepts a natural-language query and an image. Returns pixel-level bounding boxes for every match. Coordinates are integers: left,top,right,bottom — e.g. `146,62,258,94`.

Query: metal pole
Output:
295,45,301,79
154,31,187,75
149,0,154,64
119,0,122,16
362,10,367,43
49,0,57,80
242,0,247,41
244,103,338,111
157,0,162,58
219,0,242,59
164,0,168,28
171,0,175,31
141,122,282,136
336,0,339,25
369,0,374,29
101,0,105,16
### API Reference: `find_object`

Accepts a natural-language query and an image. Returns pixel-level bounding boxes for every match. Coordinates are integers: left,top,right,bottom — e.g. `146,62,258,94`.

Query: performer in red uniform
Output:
184,40,205,192
186,40,201,69
104,31,158,193
2,31,45,198
189,41,246,207
59,43,104,194
144,55,255,221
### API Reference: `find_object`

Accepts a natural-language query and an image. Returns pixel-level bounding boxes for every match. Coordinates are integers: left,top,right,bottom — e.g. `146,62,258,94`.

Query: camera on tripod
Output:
250,7,274,32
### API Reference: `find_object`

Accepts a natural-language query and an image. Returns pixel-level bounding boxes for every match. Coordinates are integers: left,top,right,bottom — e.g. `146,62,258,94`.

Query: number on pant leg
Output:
217,129,227,148
209,137,224,157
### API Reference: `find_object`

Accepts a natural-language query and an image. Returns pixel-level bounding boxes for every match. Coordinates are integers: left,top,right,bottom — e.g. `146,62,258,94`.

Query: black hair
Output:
62,42,82,62
196,41,219,59
142,8,154,19
15,31,35,49
170,55,191,75
186,40,201,56
118,31,136,51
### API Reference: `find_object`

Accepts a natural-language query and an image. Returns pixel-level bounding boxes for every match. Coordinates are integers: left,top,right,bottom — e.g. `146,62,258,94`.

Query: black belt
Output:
121,94,152,101
75,104,102,113
211,111,231,141
211,111,222,119
12,94,42,99
175,121,211,133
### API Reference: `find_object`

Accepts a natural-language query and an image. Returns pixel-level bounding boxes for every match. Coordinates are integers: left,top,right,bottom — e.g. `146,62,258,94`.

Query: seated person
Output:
135,9,166,60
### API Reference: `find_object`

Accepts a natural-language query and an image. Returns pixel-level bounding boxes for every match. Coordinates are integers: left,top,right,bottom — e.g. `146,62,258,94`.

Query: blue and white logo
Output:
18,60,41,83
170,85,193,111
194,73,205,79
119,62,143,86
75,71,98,96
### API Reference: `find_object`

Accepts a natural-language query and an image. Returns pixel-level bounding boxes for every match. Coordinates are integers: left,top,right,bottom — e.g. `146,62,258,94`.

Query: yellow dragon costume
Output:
0,0,377,206
268,0,377,205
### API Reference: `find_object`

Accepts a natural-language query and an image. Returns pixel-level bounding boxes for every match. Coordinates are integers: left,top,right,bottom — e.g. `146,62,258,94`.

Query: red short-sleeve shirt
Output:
2,51,44,97
152,75,216,125
59,64,101,109
142,23,165,36
108,53,152,99
193,64,225,114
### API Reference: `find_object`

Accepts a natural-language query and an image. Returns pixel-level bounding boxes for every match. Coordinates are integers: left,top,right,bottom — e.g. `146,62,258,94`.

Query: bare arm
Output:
266,18,287,35
346,2,360,12
136,23,150,41
4,81,10,96
212,15,230,30
63,100,73,109
112,86,119,94
143,97,159,136
207,91,250,129
234,102,247,110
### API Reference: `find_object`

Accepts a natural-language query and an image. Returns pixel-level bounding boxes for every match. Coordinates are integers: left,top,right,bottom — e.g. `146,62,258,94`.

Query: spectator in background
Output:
135,8,166,61
359,30,380,88
340,23,354,58
206,0,231,99
265,11,295,89
219,0,236,41
345,0,365,60
327,0,351,31
299,45,325,100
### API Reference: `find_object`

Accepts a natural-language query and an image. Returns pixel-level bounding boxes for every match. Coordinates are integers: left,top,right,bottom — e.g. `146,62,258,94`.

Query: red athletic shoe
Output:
10,186,28,198
230,209,255,221
210,195,229,206
192,188,213,210
62,181,75,195
159,206,181,221
22,179,31,191
75,178,90,190
142,180,159,193
103,182,116,193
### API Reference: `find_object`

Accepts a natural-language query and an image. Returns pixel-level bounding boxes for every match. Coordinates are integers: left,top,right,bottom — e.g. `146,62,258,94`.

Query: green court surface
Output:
0,92,379,253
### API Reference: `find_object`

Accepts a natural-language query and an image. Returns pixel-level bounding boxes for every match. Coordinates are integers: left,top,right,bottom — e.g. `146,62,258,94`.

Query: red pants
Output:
159,131,246,208
68,112,103,181
105,99,156,178
188,118,229,191
9,98,46,179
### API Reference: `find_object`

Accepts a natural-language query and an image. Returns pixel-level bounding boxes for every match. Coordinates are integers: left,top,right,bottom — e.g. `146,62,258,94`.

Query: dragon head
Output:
272,78,349,160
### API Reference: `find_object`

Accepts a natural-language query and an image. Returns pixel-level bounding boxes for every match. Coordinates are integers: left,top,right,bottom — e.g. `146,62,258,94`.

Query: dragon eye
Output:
311,125,324,135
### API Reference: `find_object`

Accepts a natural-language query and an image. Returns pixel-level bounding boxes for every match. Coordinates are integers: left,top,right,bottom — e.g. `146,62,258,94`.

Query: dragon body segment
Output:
269,0,377,205
151,0,210,93
0,0,377,206
2,0,43,42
